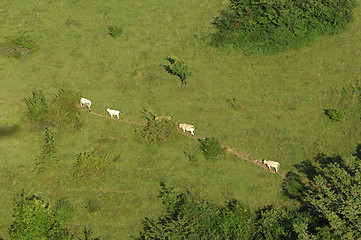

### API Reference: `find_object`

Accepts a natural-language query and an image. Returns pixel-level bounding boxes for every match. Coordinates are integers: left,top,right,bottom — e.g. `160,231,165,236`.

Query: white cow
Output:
154,116,172,121
178,123,195,136
106,108,120,119
80,97,91,111
262,160,280,173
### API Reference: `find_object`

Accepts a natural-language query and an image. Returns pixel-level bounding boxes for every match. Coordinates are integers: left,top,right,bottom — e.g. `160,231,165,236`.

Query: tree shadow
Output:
0,125,20,139
294,153,343,180
355,144,361,160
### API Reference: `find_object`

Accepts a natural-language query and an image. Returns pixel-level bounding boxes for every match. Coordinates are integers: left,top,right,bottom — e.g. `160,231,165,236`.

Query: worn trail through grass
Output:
85,108,284,177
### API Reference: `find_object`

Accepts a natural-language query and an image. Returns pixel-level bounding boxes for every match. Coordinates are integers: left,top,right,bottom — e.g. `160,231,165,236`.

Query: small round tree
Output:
164,56,191,85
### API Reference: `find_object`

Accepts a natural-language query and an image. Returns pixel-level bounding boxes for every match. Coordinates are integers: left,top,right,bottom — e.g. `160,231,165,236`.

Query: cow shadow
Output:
0,125,20,139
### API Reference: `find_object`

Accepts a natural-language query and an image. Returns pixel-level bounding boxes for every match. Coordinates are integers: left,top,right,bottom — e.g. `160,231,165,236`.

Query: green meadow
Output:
0,0,361,238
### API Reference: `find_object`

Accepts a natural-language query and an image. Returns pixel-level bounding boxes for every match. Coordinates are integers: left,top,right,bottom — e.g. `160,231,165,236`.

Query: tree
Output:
164,56,191,85
9,192,70,240
137,182,254,239
307,154,361,239
9,192,101,240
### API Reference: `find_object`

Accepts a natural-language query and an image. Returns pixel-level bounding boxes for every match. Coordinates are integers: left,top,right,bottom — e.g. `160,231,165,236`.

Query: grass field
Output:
0,0,361,239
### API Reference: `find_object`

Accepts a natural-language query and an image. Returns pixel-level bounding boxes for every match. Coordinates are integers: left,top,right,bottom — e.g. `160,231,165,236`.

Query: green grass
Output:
0,0,361,238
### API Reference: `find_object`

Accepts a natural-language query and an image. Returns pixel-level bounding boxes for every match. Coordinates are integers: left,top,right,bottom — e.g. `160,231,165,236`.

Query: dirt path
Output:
92,110,284,177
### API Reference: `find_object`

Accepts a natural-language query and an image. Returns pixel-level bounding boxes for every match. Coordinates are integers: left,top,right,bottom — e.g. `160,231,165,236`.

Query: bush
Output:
74,152,110,178
50,88,82,129
24,90,47,123
164,56,191,85
212,0,357,53
35,128,58,173
108,25,123,38
1,33,38,58
24,88,82,129
199,137,225,160
323,108,344,122
55,198,74,226
136,119,179,145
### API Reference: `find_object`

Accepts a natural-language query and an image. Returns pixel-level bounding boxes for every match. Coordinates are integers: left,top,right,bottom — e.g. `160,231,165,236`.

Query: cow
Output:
178,123,195,136
154,116,172,121
106,108,121,119
262,160,280,173
80,97,91,111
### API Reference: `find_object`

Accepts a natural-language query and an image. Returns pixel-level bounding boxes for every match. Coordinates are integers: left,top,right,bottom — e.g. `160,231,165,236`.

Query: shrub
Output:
24,90,47,123
1,33,38,58
35,128,58,173
164,56,191,85
136,119,179,145
55,198,74,226
50,88,82,129
323,108,344,122
74,152,110,178
24,88,82,129
108,25,123,38
199,137,225,160
212,0,357,53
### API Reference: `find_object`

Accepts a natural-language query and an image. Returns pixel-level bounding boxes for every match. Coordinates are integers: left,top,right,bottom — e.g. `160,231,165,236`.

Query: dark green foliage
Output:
108,25,123,38
307,154,361,239
212,0,357,53
137,182,254,239
136,119,179,145
74,152,110,178
9,192,71,240
9,192,100,240
35,128,58,173
1,33,39,58
254,207,313,240
199,137,225,160
164,56,191,85
24,90,47,122
55,198,74,226
323,108,344,122
282,172,307,201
